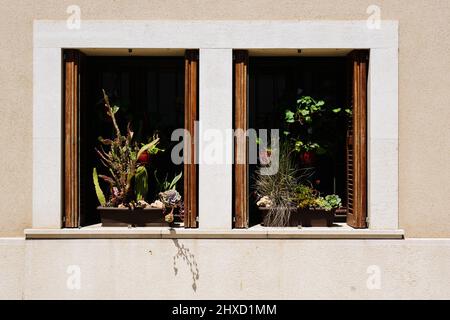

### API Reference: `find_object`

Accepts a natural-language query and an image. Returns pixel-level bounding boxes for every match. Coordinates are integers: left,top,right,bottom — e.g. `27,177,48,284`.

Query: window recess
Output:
233,49,369,229
63,49,199,228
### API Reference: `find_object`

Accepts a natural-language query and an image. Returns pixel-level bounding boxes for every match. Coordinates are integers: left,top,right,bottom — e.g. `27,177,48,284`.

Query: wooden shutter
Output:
234,50,249,228
184,50,199,228
64,49,85,228
346,50,369,228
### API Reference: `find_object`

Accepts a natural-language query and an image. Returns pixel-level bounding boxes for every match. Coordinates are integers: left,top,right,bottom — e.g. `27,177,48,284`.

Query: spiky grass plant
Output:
254,142,299,226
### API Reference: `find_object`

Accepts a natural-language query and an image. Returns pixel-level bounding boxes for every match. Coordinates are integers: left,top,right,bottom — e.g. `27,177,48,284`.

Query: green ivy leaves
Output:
285,110,295,123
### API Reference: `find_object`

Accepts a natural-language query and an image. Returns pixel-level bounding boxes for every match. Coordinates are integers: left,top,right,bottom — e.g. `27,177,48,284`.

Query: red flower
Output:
300,151,315,165
137,151,150,165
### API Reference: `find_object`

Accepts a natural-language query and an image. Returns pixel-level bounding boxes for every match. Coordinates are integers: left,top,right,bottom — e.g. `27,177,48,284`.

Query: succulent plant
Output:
323,194,342,210
159,189,182,208
159,189,182,224
295,183,342,211
294,184,317,209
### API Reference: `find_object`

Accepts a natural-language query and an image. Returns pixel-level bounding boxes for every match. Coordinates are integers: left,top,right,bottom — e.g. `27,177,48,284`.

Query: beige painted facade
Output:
1,238,450,299
0,0,449,299
1,0,450,237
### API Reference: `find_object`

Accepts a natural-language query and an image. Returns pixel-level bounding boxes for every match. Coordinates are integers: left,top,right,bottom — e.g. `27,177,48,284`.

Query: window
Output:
63,49,199,228
32,20,399,233
233,49,369,229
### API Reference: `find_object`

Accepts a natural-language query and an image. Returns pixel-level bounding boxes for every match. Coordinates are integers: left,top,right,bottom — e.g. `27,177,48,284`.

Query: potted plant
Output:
254,144,300,227
93,90,181,227
284,96,327,166
154,171,183,222
284,96,352,166
295,184,342,227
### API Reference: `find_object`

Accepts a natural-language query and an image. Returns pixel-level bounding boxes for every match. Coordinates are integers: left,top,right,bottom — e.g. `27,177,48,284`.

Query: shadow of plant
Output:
172,239,200,292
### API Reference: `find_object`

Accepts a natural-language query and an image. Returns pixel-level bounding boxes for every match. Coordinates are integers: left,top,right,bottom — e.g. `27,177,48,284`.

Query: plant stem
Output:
102,89,121,138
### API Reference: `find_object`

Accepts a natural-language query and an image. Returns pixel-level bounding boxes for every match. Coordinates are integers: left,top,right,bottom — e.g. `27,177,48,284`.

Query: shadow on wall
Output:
172,239,199,292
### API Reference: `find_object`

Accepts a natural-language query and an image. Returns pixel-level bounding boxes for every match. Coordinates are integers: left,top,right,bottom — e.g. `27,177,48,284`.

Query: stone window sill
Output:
25,223,404,239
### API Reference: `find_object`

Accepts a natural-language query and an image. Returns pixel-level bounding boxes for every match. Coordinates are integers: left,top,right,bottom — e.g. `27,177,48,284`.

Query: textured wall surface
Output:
0,0,449,236
1,238,450,299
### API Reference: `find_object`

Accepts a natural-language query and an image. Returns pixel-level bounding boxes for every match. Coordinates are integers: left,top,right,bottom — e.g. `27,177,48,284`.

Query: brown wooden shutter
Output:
64,49,85,228
184,49,199,228
234,50,249,228
346,50,369,228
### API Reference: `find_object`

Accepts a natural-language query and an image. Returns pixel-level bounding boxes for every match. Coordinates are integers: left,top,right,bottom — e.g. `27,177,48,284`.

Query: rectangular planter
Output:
258,207,300,227
300,208,335,227
98,207,169,227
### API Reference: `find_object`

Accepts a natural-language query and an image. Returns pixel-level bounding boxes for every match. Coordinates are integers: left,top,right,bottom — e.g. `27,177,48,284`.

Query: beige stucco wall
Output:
1,238,450,299
0,0,449,237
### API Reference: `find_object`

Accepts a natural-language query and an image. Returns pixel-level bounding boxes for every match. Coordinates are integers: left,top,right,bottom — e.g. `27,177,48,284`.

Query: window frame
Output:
233,51,369,229
32,20,398,231
62,50,198,228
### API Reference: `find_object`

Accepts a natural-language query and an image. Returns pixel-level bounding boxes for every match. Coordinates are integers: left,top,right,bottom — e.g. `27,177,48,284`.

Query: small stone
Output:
118,203,127,209
150,200,164,209
137,200,150,208
257,196,273,208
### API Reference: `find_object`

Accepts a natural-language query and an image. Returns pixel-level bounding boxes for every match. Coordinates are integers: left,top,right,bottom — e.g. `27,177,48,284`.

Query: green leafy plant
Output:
293,141,323,153
284,95,349,156
284,96,326,154
332,107,352,117
285,96,325,125
92,89,161,207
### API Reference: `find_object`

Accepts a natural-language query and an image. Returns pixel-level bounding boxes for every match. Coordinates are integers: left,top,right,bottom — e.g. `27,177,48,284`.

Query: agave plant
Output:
93,89,161,208
154,171,182,193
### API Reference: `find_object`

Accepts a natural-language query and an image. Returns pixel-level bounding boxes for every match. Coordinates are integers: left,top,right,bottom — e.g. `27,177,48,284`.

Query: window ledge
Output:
25,223,404,240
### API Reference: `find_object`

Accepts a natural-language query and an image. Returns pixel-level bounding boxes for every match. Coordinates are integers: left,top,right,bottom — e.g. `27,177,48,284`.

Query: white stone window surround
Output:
33,20,399,231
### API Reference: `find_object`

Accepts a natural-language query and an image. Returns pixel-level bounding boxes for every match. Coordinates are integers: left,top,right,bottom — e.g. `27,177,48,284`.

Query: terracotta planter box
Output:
98,207,169,227
300,208,336,227
258,207,300,227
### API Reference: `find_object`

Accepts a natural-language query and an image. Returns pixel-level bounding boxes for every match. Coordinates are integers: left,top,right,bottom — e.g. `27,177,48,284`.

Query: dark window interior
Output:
248,57,349,226
80,57,185,226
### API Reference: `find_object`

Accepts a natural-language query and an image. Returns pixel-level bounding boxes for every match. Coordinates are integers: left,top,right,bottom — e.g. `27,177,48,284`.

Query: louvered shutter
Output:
234,50,249,228
183,49,199,228
64,49,85,228
346,50,369,228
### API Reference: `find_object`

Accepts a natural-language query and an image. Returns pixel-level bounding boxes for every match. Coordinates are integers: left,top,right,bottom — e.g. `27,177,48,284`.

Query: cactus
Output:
93,167,106,206
135,166,148,201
